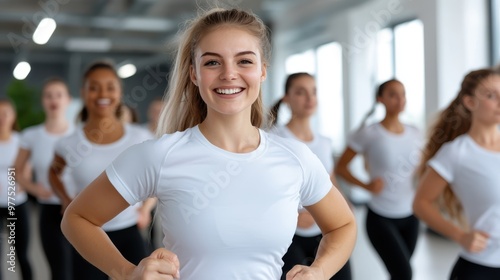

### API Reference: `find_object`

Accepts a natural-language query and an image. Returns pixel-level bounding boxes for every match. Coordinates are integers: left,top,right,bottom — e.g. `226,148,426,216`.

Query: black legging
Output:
39,203,72,280
1,201,32,280
365,208,419,280
281,233,352,280
72,224,147,280
450,257,500,280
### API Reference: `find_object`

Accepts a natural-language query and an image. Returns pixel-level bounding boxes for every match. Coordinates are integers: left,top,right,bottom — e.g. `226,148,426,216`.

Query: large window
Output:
375,19,425,129
492,0,500,66
284,42,344,153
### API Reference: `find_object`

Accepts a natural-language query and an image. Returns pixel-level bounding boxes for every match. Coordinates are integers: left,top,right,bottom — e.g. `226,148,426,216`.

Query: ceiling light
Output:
65,38,112,52
118,63,137,79
33,18,56,45
13,61,31,80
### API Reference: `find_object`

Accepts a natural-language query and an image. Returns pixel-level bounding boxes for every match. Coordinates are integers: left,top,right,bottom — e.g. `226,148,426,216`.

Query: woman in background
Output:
414,68,500,279
270,72,352,280
48,61,153,280
0,98,32,280
335,79,422,280
14,78,73,280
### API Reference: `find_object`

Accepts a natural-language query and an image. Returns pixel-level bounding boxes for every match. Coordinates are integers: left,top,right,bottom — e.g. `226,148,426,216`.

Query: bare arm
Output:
413,167,488,252
335,147,382,193
137,198,158,229
287,187,356,279
48,154,72,211
14,148,52,198
62,172,179,279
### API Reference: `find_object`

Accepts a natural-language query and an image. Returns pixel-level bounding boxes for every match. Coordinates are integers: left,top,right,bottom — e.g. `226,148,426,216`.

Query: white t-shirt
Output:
55,124,152,231
0,133,28,207
428,134,500,268
348,123,422,218
19,124,74,204
106,125,332,279
271,125,333,237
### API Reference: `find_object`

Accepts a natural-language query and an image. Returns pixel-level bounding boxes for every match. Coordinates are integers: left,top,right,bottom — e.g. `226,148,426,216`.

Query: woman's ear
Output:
190,65,198,87
462,95,476,111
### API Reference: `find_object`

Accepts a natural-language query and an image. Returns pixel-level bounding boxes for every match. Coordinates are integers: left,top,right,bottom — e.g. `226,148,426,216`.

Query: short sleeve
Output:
19,128,33,150
427,142,456,183
106,139,162,205
299,146,333,207
348,128,367,153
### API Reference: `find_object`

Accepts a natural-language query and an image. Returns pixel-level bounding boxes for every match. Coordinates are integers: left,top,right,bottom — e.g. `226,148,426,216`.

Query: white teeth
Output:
97,99,111,105
216,88,243,95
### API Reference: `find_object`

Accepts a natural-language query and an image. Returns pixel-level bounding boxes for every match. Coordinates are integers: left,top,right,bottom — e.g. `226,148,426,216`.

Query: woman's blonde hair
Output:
156,8,271,136
418,68,499,223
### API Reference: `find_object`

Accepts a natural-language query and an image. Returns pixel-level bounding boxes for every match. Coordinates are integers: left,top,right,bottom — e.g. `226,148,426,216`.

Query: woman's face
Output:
82,68,122,119
377,81,406,115
283,75,317,119
42,82,70,116
465,74,500,125
190,26,266,119
0,102,16,132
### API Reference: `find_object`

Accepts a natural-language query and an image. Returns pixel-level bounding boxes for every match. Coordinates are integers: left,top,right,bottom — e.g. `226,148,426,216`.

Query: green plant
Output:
6,79,45,130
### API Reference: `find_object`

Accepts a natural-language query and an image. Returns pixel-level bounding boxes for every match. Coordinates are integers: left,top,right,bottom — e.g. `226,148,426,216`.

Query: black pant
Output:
1,201,32,280
365,208,419,280
72,224,147,280
450,257,500,280
39,203,73,280
281,233,352,280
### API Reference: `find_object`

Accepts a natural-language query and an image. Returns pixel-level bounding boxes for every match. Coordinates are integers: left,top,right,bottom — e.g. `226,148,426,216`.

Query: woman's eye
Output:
240,59,253,64
204,60,219,66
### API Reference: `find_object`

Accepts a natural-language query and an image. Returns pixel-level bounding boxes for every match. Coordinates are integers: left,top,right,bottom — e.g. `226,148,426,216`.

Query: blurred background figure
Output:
414,68,500,280
48,61,154,280
336,79,422,280
270,72,352,280
145,97,163,135
14,78,73,280
0,98,32,280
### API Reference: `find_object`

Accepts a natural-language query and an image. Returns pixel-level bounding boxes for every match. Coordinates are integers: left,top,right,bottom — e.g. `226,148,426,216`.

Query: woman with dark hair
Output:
270,72,352,280
335,79,422,280
414,68,500,279
48,61,153,280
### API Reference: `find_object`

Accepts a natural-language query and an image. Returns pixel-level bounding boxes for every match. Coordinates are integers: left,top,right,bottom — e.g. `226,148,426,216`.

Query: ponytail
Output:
269,98,283,126
270,72,314,127
358,79,401,131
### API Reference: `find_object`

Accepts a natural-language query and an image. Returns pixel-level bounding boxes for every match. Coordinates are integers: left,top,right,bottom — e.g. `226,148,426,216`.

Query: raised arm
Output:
61,172,180,279
14,148,52,198
335,147,382,194
287,186,356,279
48,154,72,211
413,167,489,253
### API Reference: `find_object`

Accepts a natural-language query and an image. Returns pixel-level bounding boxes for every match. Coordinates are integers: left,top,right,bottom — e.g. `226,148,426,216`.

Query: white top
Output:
19,124,74,204
348,123,422,218
0,133,28,207
55,124,152,231
428,134,500,268
106,125,332,279
271,125,333,237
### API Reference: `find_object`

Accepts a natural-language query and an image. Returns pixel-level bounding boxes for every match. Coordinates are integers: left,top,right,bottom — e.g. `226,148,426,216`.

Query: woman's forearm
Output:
311,220,356,278
61,211,135,279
